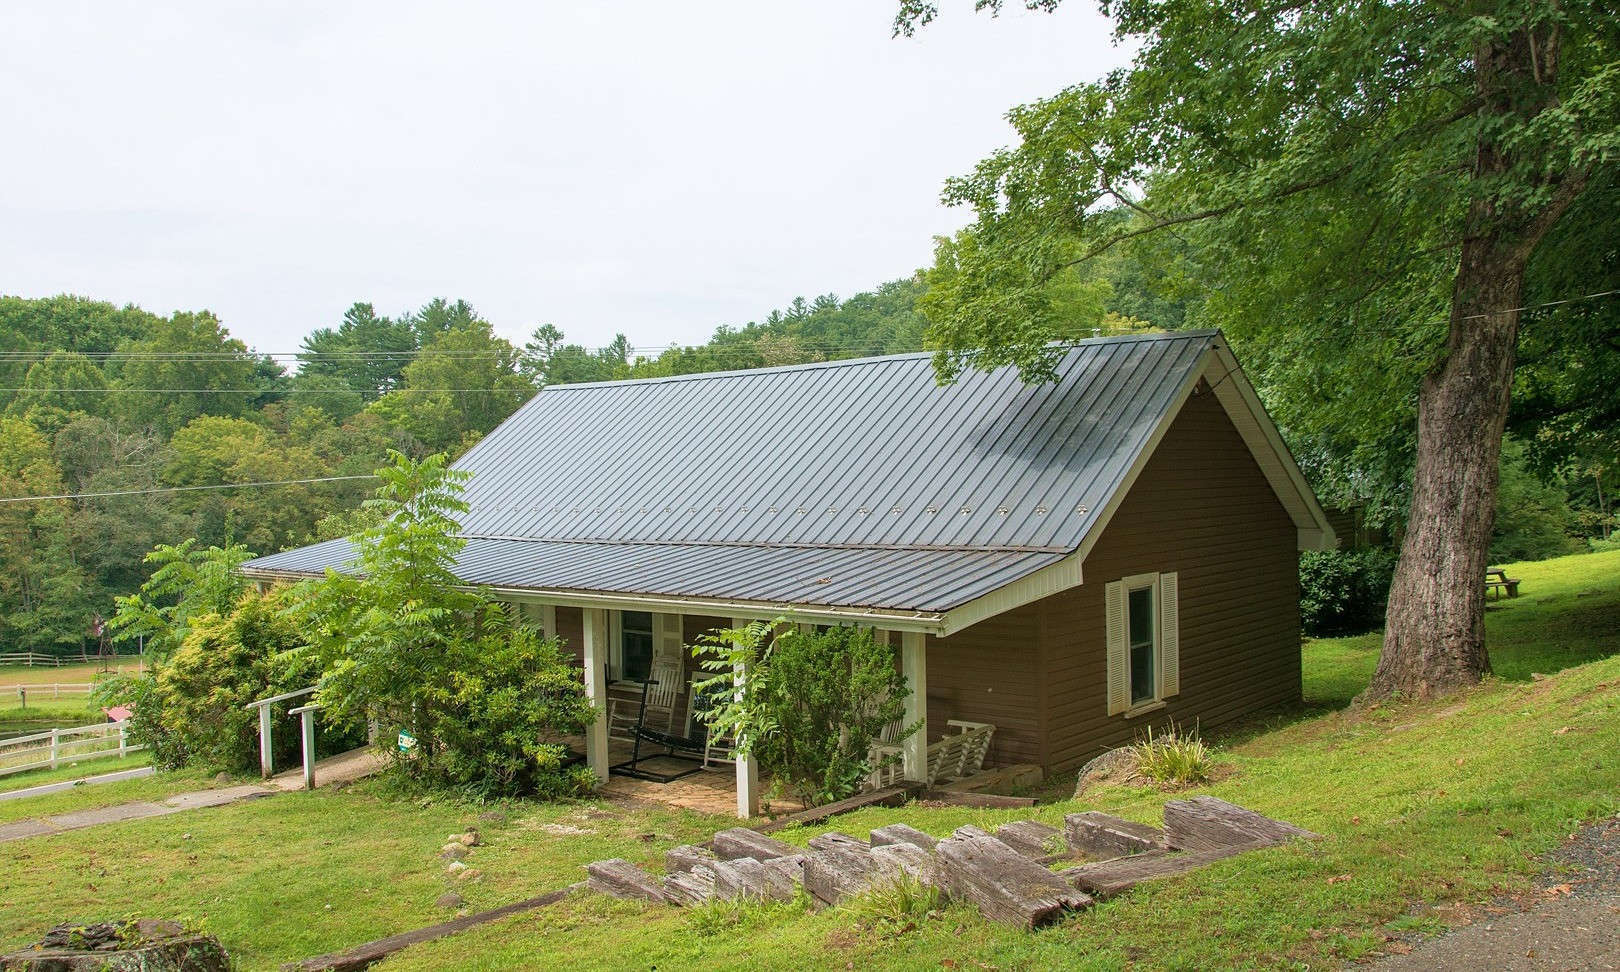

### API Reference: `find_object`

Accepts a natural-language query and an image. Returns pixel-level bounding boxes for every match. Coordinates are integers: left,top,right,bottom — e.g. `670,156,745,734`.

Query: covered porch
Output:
508,600,937,819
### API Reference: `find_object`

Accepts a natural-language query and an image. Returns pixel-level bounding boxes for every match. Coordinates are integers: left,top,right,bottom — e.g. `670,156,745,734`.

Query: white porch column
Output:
900,630,929,785
582,608,611,783
732,617,760,819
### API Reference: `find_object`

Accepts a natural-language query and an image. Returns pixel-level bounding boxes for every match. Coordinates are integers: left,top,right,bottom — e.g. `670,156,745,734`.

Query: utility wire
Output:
0,475,379,505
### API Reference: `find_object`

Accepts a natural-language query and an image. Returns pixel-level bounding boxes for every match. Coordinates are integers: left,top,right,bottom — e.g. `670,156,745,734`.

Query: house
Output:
241,330,1335,816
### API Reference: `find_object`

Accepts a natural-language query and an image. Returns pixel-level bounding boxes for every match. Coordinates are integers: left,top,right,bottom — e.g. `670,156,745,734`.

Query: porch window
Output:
615,610,655,683
1105,571,1181,716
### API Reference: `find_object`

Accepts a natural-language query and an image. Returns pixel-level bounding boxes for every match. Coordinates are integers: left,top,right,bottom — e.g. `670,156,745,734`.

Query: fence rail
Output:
0,651,144,668
1,683,96,707
0,719,144,776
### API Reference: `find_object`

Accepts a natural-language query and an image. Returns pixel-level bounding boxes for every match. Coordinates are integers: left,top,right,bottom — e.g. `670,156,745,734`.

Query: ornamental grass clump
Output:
1130,722,1213,787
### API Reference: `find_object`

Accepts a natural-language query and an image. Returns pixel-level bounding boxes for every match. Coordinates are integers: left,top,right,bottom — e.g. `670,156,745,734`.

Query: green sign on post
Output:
398,730,418,754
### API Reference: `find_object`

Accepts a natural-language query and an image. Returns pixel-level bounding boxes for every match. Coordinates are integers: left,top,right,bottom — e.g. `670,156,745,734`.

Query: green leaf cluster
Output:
693,622,914,807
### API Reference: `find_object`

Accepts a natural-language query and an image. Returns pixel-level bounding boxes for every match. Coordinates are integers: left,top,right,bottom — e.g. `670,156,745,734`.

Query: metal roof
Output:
242,330,1220,614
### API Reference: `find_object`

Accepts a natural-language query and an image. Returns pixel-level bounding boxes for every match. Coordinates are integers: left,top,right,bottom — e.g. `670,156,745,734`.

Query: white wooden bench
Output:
867,719,995,790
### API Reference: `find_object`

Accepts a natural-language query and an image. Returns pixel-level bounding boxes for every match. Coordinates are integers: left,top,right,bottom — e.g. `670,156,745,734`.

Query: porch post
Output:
582,608,611,783
732,617,760,819
900,630,928,785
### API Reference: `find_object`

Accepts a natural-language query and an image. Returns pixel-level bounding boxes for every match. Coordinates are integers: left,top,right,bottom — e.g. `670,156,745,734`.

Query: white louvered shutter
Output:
652,613,685,670
1105,580,1128,715
1158,572,1180,698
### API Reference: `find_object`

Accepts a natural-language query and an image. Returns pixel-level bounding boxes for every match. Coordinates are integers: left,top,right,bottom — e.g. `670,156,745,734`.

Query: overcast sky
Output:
3,1,1129,355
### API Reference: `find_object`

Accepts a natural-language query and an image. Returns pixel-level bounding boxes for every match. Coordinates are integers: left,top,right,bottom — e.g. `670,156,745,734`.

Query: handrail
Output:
243,686,317,710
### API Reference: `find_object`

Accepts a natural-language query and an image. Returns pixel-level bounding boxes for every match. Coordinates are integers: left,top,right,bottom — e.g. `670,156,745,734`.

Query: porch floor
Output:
597,740,804,818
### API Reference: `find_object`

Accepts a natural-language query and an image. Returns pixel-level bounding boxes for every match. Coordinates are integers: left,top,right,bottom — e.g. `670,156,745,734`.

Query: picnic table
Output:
1485,567,1520,599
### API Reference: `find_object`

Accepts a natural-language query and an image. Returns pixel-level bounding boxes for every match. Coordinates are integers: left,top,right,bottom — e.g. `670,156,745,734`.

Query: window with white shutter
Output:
1105,571,1181,715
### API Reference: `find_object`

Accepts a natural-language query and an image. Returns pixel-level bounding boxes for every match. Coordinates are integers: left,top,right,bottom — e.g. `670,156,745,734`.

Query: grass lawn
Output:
0,659,144,687
0,751,153,794
1,549,1615,970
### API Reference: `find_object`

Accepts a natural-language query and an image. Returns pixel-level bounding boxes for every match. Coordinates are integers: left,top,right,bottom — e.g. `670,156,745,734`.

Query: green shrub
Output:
290,451,598,799
694,622,914,807
1299,548,1397,636
94,586,361,773
1130,722,1213,787
1589,536,1620,553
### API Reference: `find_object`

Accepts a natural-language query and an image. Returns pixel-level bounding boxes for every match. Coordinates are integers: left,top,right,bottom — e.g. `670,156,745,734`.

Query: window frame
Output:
610,609,656,684
1117,571,1168,718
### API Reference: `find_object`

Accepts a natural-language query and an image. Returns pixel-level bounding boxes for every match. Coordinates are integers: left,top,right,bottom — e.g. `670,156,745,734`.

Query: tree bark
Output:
1368,18,1580,699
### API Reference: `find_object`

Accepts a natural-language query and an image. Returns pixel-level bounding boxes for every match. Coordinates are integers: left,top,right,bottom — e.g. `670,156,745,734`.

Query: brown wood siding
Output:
555,606,585,669
1039,386,1300,773
924,601,1043,768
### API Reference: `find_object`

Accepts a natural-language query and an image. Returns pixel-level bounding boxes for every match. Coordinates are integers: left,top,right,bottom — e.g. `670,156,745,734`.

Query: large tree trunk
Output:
1369,240,1524,698
1367,19,1580,700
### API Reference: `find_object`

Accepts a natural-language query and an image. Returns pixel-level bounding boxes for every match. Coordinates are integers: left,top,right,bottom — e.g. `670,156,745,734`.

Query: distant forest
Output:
0,244,1608,655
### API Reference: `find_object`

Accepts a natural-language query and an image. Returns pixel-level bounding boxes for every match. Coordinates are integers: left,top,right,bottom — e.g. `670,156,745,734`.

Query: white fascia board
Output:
1203,342,1338,551
239,566,949,635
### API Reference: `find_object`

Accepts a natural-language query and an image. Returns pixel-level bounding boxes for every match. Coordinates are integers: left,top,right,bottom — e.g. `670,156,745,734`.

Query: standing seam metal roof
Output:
241,330,1220,613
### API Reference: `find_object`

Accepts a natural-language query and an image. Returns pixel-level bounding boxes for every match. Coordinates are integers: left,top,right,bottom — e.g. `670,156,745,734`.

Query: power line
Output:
0,474,379,505
0,387,535,394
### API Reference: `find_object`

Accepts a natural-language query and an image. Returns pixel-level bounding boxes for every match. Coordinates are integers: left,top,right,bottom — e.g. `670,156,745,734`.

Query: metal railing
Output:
0,719,143,777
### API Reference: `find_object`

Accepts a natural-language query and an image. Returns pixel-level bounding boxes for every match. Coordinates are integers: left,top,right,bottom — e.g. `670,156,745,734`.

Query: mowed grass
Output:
0,658,144,687
0,751,153,794
1302,548,1620,709
1,550,1615,970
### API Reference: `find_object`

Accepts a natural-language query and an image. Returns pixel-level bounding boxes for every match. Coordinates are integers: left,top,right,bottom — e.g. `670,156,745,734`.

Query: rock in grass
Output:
440,843,470,861
434,892,465,909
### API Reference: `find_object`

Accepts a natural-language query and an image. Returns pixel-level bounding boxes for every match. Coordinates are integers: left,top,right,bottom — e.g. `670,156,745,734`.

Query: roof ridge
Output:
537,328,1220,391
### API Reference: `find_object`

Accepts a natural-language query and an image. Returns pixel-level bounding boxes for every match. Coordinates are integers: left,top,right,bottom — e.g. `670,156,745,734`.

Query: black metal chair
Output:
608,677,707,783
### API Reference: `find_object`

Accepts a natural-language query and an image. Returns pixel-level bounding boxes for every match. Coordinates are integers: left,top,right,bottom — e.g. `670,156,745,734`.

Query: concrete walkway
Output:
0,765,155,802
0,747,385,843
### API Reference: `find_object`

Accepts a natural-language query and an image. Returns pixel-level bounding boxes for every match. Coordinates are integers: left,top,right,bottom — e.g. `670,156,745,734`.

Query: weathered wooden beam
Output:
994,820,1063,859
807,831,867,853
869,823,937,851
290,885,582,971
711,827,800,862
712,856,799,902
1161,797,1318,852
666,843,718,874
934,831,1092,928
869,841,939,886
937,763,1043,793
752,785,917,834
802,844,892,907
762,854,807,893
923,789,1038,809
663,865,716,906
1064,811,1165,859
585,859,669,903
952,824,993,840
1059,842,1260,899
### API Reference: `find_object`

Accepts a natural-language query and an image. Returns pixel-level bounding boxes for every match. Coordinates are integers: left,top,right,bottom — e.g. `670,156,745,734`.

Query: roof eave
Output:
239,566,951,635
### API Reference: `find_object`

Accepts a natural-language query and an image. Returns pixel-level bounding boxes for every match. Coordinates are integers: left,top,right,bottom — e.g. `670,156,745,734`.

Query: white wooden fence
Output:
0,719,143,777
0,651,141,667
1,683,96,708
